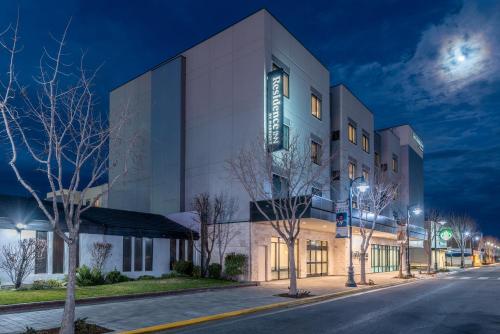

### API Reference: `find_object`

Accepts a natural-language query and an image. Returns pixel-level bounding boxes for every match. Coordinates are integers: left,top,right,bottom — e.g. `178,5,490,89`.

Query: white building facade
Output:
108,9,425,282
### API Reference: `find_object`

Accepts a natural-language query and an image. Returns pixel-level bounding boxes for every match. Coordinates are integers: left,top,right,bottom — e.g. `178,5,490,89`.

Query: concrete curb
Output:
0,282,257,314
120,279,420,334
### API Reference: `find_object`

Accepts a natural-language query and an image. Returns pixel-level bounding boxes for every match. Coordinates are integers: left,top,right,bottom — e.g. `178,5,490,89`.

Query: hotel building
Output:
108,9,425,281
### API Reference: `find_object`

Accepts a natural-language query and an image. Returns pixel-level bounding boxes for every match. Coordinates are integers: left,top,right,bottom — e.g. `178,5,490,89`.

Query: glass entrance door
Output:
306,240,328,277
271,237,298,280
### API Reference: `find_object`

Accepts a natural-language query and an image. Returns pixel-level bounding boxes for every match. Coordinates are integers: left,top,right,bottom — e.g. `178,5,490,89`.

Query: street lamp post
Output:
345,176,369,288
406,204,422,278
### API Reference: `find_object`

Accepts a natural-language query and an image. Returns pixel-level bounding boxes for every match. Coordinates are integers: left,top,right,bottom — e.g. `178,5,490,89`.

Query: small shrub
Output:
192,265,201,279
224,253,247,280
74,317,105,334
31,279,64,290
76,265,105,286
137,275,156,280
105,269,129,284
208,263,222,279
173,260,193,276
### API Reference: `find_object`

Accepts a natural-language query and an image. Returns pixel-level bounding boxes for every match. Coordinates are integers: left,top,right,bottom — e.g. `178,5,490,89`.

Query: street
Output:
168,265,500,334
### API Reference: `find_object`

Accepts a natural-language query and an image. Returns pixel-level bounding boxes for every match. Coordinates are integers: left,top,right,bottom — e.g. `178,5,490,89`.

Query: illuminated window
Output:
348,123,357,144
392,155,398,173
272,63,289,98
311,94,321,119
311,141,321,165
362,134,369,153
348,161,356,180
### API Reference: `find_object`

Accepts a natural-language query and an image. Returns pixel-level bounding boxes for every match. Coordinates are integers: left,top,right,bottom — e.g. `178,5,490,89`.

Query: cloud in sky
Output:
328,1,500,235
331,1,500,111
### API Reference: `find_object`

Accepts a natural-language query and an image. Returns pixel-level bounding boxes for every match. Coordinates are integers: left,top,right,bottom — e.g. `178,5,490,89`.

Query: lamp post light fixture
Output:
345,176,369,288
433,220,447,272
406,204,422,278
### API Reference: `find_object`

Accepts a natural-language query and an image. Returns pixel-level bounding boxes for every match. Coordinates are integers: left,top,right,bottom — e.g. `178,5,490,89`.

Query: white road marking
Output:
460,277,472,280
444,276,455,280
478,277,489,280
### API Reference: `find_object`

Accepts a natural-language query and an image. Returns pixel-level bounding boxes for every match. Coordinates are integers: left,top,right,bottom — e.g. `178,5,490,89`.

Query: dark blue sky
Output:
1,0,499,237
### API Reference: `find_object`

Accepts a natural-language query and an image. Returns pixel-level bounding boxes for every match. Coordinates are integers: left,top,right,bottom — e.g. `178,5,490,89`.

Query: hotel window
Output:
134,237,143,271
272,63,289,98
348,123,357,144
272,174,289,198
348,161,356,180
392,154,399,173
311,94,321,119
374,152,380,166
311,141,321,165
35,231,48,274
145,238,153,272
362,133,369,153
169,239,177,270
312,187,322,197
52,232,65,274
283,125,290,150
363,169,369,183
123,236,132,272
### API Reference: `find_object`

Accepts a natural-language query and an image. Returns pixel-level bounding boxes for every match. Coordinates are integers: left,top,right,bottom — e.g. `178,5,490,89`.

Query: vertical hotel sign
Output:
267,69,284,151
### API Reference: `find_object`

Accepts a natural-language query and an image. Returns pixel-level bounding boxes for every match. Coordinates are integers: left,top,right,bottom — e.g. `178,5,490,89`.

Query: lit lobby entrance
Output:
270,237,298,280
306,240,328,277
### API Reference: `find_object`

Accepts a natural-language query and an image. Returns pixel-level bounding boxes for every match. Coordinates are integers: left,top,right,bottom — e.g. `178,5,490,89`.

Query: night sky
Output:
1,1,499,237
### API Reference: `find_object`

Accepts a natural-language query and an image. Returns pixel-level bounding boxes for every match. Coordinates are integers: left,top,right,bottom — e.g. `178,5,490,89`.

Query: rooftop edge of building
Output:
110,8,329,93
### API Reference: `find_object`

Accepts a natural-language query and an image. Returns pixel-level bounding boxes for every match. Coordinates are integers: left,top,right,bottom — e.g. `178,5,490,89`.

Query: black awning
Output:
0,194,198,239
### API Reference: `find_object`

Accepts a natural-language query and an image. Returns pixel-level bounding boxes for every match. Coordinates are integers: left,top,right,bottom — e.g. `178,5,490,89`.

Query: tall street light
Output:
434,220,447,272
346,176,369,287
406,204,422,278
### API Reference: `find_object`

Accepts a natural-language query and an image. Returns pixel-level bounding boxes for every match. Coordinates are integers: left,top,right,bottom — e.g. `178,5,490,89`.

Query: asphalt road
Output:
167,265,500,334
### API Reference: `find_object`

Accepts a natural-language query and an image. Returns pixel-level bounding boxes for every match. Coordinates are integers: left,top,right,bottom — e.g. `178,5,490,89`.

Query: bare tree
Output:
357,175,398,284
0,20,129,333
228,134,331,296
214,197,239,267
424,209,441,273
447,214,476,268
0,238,47,289
482,236,499,264
191,193,235,276
89,242,113,272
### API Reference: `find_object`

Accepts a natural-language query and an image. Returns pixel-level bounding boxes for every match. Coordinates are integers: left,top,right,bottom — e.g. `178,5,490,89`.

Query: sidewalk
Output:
0,272,419,333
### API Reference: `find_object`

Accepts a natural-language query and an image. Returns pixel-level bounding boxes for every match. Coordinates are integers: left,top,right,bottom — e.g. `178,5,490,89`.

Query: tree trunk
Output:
460,245,465,268
359,251,367,285
59,235,77,334
288,242,298,296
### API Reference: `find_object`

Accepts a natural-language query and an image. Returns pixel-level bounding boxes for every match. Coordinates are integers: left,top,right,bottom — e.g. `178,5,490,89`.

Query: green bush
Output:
76,265,106,286
208,263,222,279
224,253,247,280
192,265,202,279
31,279,64,290
74,317,102,334
105,269,130,284
137,275,156,280
22,327,36,334
173,260,194,276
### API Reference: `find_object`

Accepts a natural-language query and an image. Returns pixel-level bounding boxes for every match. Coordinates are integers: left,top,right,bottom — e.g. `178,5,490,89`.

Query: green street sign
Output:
439,227,453,241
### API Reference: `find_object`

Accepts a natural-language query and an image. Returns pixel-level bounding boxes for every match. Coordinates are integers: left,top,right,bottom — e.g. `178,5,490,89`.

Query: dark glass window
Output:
179,239,185,261
312,187,322,197
145,238,153,271
311,141,321,165
52,232,64,274
170,239,177,269
134,237,143,271
123,236,132,272
35,231,48,274
188,240,194,262
283,125,290,150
